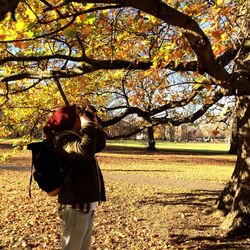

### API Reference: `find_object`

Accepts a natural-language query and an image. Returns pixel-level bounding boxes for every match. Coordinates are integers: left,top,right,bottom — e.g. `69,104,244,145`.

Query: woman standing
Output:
43,104,106,250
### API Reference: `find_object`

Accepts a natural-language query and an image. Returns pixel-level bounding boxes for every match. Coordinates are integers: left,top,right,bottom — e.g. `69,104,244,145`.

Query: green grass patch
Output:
107,140,230,153
156,141,229,151
101,141,235,184
107,139,146,148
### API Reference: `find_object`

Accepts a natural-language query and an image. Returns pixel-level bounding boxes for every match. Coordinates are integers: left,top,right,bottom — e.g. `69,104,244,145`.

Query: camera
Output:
83,110,94,121
79,105,97,122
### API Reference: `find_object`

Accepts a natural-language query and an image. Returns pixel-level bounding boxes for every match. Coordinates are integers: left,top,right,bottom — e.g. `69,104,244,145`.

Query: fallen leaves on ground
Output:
1,168,250,249
1,145,250,249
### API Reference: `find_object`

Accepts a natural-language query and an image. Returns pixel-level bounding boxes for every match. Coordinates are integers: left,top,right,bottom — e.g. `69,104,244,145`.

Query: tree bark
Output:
215,112,241,214
169,126,175,142
0,0,19,21
147,126,156,150
216,1,250,236
180,124,188,142
218,96,250,236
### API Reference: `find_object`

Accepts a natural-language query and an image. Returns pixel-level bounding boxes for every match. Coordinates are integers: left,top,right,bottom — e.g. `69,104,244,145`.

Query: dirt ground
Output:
1,143,250,249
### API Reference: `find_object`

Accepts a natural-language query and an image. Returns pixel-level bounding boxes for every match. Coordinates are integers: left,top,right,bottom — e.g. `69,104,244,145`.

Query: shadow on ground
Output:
170,234,250,249
138,189,220,208
138,190,250,249
0,165,30,171
0,143,14,149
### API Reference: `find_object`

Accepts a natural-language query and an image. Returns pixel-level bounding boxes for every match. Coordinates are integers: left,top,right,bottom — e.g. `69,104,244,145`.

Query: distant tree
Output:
168,126,175,142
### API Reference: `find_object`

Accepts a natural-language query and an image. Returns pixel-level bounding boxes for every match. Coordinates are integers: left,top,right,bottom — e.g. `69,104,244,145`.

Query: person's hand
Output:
85,105,100,127
93,113,98,124
80,113,92,127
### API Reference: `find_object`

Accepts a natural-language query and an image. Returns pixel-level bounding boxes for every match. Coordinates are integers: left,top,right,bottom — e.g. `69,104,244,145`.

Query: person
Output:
43,104,106,250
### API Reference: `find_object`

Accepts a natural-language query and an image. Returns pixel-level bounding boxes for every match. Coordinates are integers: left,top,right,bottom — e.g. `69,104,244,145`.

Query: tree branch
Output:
0,45,239,72
106,89,224,139
0,68,93,82
102,84,209,127
54,77,69,105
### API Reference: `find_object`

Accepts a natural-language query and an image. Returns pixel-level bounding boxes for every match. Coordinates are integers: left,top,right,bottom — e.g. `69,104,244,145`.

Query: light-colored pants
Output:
59,205,95,250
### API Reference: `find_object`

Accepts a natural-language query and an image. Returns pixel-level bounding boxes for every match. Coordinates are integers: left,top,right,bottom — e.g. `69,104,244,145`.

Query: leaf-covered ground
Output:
1,143,250,249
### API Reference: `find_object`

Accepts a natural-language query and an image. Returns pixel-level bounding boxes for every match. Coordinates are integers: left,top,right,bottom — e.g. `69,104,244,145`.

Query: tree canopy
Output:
1,0,248,139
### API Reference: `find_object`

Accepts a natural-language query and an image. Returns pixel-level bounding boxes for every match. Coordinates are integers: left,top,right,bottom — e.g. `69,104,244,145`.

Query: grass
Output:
100,140,236,185
107,139,230,152
156,141,230,151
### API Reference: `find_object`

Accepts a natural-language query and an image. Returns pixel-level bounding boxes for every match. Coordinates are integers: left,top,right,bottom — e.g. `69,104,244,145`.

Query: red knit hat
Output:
43,105,77,137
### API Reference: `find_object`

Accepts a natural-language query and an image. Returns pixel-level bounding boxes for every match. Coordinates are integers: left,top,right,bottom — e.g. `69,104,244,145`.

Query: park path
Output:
103,172,225,191
0,165,225,191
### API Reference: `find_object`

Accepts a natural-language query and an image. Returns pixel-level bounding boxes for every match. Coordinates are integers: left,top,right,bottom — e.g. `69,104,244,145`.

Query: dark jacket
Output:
53,122,106,205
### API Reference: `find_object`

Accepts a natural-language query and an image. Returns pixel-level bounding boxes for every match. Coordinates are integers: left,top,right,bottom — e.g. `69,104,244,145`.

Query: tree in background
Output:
0,0,249,236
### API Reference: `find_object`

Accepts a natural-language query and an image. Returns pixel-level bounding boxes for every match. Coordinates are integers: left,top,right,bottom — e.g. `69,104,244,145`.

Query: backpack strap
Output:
29,161,34,198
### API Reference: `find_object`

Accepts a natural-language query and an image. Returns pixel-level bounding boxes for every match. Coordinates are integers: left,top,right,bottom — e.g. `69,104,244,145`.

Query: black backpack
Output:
27,141,61,197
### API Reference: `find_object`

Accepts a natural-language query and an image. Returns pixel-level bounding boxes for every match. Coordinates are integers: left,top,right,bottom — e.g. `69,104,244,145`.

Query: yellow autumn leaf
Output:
117,33,125,42
221,33,227,41
174,58,180,68
26,8,36,21
48,10,58,20
147,15,158,24
25,30,34,38
216,0,224,5
141,40,148,46
112,70,124,79
5,29,17,40
76,16,82,24
85,3,95,9
15,21,25,31
164,54,169,62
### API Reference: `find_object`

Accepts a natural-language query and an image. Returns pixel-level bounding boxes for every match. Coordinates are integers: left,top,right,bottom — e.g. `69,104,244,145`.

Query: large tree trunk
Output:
169,126,175,142
215,98,246,215
147,126,156,150
218,96,250,236
180,124,188,142
216,1,250,236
